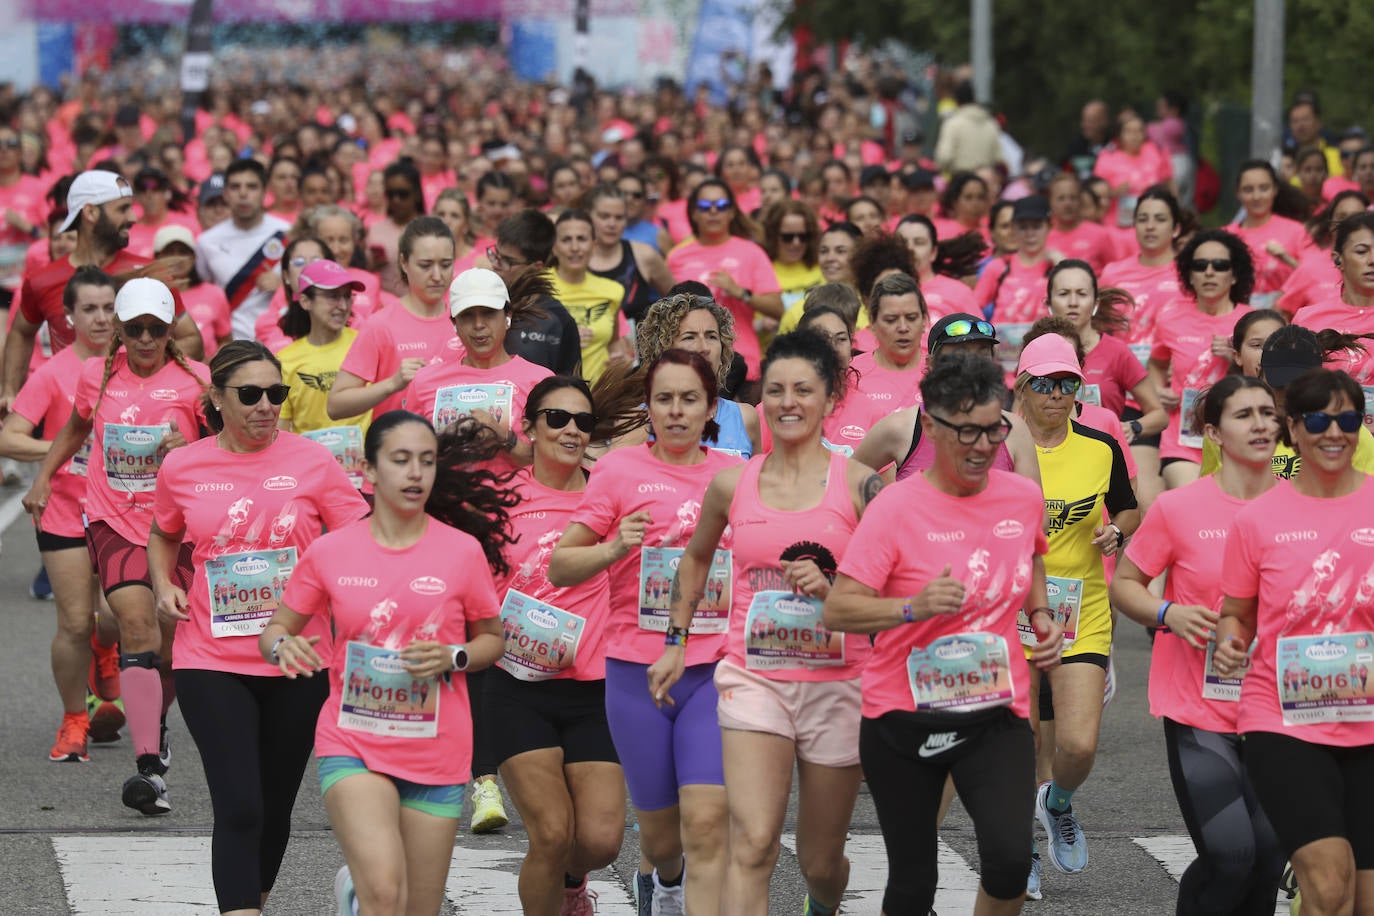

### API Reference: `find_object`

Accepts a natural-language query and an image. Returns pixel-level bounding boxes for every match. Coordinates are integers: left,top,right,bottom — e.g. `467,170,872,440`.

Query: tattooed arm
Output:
846,458,884,518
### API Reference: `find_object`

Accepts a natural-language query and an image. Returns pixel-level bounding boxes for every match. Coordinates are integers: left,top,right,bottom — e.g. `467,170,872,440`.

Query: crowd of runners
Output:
1,45,1374,916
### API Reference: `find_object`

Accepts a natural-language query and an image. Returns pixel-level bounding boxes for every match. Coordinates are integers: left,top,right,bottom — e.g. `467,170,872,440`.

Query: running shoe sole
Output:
122,774,171,816
88,699,125,743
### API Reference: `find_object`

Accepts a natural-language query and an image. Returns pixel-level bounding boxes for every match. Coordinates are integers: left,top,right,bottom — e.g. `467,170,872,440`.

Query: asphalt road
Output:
0,486,1283,915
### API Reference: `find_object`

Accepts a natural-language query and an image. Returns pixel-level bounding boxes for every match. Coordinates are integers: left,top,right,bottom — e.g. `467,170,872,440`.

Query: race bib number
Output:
1179,388,1203,449
638,546,731,634
303,425,365,488
1017,576,1082,647
69,434,93,477
103,423,170,492
1276,633,1374,726
907,633,1014,713
1077,384,1102,408
1362,386,1374,426
744,590,844,671
1202,638,1250,702
205,548,296,637
432,383,513,432
497,589,585,682
339,641,439,738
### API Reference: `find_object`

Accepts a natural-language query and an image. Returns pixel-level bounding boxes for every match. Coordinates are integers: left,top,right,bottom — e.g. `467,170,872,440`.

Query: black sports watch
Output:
1128,419,1143,438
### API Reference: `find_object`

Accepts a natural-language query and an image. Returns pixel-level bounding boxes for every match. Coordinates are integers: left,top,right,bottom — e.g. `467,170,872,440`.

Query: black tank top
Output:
591,239,658,323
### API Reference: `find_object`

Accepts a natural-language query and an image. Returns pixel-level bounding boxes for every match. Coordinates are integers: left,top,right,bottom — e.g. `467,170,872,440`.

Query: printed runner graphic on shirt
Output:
906,633,1014,713
431,383,513,431
497,589,584,681
102,423,170,492
303,426,365,488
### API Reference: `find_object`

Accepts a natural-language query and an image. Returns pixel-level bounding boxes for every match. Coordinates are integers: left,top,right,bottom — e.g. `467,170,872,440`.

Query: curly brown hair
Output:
761,200,820,266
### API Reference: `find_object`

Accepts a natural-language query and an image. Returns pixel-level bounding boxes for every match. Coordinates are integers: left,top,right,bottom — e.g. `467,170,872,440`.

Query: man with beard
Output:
0,170,202,415
194,159,290,340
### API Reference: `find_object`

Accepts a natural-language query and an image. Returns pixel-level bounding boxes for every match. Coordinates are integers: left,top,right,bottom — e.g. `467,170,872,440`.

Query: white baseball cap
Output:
115,277,175,325
152,225,195,255
448,268,510,317
60,170,133,233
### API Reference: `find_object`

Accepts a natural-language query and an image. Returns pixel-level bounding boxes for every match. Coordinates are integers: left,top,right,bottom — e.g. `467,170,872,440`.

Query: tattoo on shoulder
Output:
861,473,885,506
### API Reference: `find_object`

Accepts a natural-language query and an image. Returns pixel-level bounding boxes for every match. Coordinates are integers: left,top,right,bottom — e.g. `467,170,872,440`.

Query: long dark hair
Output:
895,214,986,279
277,237,336,339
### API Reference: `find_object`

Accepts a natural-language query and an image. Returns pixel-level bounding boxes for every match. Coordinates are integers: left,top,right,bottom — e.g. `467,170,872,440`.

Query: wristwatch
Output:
449,644,469,673
1109,523,1125,549
1128,419,1143,438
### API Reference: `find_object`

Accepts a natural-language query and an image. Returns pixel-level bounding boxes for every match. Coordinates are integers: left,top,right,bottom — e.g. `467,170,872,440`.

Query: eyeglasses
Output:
486,246,530,269
137,181,164,193
0,137,20,150
928,411,1013,445
1027,375,1082,396
120,321,170,340
1188,258,1232,273
695,198,732,213
935,318,996,343
385,188,413,199
224,383,291,406
780,232,812,244
533,408,596,433
1300,410,1363,434
621,190,645,200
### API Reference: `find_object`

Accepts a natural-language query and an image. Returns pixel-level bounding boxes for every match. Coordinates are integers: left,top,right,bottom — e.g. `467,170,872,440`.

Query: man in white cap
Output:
194,159,290,341
0,170,203,417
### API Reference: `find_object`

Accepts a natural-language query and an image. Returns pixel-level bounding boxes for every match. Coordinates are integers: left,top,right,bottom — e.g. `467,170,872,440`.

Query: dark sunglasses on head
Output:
1028,375,1082,396
695,198,732,213
1301,410,1363,434
1188,258,1232,273
533,408,596,433
224,383,291,406
936,319,995,342
780,232,812,244
120,321,169,339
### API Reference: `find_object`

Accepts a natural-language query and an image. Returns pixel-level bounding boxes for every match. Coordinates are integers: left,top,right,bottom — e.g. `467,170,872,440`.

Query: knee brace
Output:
119,650,161,670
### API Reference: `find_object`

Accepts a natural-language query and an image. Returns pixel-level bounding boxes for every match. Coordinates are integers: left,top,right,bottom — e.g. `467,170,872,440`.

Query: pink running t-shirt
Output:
1126,476,1248,733
1277,252,1340,318
284,517,501,784
823,388,888,457
1081,332,1147,417
1230,215,1313,300
1292,297,1374,388
496,471,612,681
972,256,1052,326
1150,301,1253,462
724,451,868,680
1222,477,1374,747
839,470,1047,720
74,352,210,545
1047,221,1116,273
920,273,978,324
666,236,781,378
567,444,743,667
153,433,368,675
1099,257,1181,353
340,302,465,417
11,347,90,538
850,351,923,412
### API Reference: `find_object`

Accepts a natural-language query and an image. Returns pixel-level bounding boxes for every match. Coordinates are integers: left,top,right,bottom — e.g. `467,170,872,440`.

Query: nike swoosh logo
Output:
917,736,968,758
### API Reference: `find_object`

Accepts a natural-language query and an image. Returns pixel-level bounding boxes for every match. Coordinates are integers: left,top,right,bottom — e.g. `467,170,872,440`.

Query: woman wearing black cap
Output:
973,196,1058,336
855,312,1041,485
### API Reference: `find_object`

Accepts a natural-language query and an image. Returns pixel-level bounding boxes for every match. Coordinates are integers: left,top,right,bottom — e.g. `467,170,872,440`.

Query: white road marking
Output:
1132,836,1290,916
781,831,982,912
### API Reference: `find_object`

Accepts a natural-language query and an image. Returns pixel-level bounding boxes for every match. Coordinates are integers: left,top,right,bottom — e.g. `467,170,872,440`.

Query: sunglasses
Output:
0,137,20,150
224,383,291,406
936,318,995,342
928,412,1013,445
533,408,596,433
1189,258,1232,273
1028,375,1082,396
780,232,812,244
1300,410,1363,434
385,188,413,199
695,198,732,213
120,321,170,339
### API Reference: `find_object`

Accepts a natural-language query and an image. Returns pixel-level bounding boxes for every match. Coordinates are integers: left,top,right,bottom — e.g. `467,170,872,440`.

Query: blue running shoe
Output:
1036,782,1088,873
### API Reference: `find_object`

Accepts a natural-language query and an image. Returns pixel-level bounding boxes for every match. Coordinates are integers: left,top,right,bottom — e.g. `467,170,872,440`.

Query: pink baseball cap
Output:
298,260,365,294
1017,333,1083,379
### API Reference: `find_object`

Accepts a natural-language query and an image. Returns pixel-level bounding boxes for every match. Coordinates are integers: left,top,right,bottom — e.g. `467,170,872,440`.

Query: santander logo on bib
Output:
410,576,447,595
993,519,1024,539
263,476,298,491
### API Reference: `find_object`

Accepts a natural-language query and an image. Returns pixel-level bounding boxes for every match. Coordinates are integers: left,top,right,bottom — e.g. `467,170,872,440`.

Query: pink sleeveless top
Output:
896,409,1016,482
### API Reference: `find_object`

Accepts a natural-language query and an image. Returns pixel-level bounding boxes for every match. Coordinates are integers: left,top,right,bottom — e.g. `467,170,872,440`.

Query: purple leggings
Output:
604,657,724,811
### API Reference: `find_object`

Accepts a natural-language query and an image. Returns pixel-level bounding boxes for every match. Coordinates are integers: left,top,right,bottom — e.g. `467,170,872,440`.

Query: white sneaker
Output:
651,868,685,916
334,864,358,916
1102,656,1116,708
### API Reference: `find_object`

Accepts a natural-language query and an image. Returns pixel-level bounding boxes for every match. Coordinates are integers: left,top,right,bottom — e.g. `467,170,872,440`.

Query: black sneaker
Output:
122,770,171,816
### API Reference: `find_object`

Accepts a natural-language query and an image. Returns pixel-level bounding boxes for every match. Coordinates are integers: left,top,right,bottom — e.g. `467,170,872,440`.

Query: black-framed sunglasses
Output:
486,246,530,270
695,198,732,213
780,231,812,244
533,408,596,433
224,383,291,406
385,187,413,199
1301,410,1363,434
928,411,1013,445
936,318,996,342
120,321,170,340
1028,375,1082,396
1188,258,1232,273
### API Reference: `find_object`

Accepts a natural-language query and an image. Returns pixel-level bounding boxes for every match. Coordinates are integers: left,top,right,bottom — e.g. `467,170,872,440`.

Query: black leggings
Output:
468,666,498,777
1164,719,1285,916
176,669,328,913
861,711,1035,913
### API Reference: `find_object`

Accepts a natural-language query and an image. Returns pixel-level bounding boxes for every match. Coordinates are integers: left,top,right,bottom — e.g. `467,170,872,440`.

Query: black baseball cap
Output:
1011,196,1050,223
928,312,998,354
1260,345,1322,389
899,168,938,191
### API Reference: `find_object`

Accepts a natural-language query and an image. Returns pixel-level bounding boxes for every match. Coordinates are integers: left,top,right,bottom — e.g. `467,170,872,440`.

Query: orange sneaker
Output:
49,714,90,763
90,638,121,702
